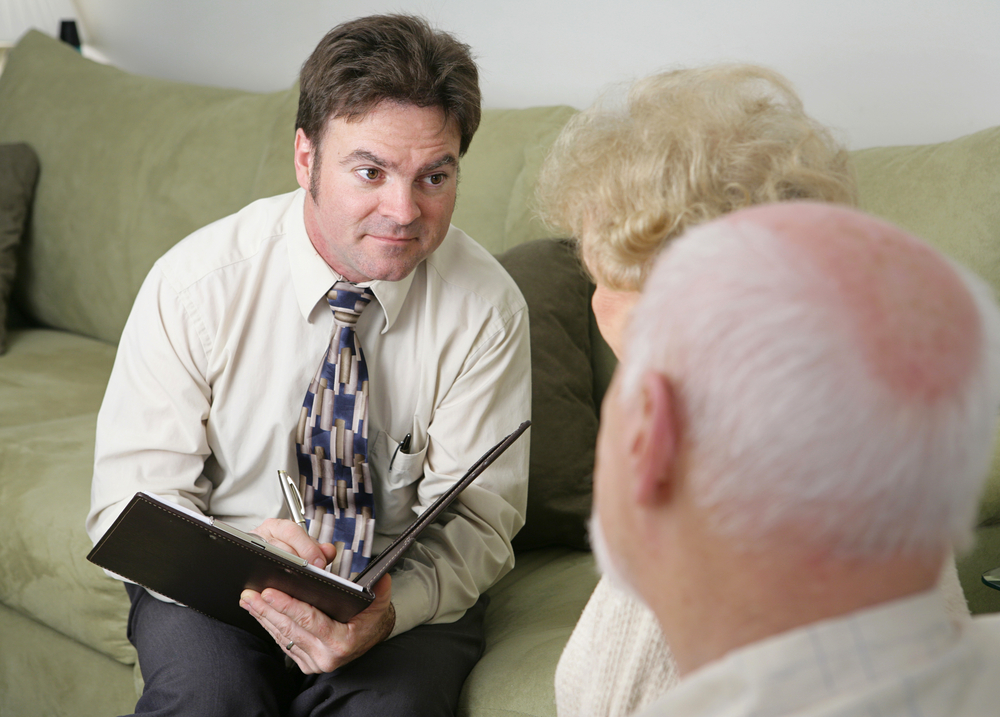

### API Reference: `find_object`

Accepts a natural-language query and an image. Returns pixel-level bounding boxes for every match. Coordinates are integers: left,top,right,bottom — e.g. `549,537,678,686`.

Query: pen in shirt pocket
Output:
389,432,412,470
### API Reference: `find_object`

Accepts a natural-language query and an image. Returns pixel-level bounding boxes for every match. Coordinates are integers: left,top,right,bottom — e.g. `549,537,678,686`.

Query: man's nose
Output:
379,182,421,226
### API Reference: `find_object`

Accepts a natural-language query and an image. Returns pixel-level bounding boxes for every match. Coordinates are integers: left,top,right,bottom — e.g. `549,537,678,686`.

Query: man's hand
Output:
250,518,337,570
240,573,395,674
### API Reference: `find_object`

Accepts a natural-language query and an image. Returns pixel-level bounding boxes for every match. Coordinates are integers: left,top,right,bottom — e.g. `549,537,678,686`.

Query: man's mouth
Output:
369,234,417,244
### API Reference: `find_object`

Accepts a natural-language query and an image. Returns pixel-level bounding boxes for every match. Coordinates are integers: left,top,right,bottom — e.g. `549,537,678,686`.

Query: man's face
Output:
294,102,462,283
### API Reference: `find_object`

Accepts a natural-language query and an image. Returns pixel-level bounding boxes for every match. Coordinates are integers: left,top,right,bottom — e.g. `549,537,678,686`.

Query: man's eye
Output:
426,173,446,186
359,168,381,181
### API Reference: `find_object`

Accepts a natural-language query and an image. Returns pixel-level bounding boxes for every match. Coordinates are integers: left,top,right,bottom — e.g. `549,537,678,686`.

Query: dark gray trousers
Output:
123,583,487,717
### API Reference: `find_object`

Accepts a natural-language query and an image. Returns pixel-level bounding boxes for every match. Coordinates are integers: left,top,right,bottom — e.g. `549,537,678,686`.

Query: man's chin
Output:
347,254,421,283
358,246,432,283
588,512,647,605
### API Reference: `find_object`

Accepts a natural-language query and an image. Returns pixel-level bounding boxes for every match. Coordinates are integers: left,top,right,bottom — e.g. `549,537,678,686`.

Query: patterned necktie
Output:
295,281,376,579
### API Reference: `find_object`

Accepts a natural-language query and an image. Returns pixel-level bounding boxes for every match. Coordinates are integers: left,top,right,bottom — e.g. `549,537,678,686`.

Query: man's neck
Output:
646,523,946,676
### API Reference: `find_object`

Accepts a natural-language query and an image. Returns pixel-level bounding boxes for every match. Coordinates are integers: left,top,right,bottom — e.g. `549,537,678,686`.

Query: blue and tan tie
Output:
295,282,376,579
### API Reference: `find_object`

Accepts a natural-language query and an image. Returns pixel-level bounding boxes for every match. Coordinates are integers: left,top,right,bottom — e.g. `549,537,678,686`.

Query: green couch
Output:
0,31,998,717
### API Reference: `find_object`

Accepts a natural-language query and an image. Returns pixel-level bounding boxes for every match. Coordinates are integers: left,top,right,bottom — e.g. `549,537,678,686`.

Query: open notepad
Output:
87,420,529,638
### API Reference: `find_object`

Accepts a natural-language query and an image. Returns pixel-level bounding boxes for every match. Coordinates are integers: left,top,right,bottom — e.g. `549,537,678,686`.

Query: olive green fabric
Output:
852,125,1000,292
851,125,1000,527
0,328,117,426
0,142,39,354
454,105,578,255
0,31,300,344
459,548,599,717
498,240,598,551
0,602,136,717
0,329,134,665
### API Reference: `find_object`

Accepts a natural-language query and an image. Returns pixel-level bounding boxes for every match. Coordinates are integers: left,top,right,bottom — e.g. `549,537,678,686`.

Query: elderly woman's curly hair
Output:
536,64,857,290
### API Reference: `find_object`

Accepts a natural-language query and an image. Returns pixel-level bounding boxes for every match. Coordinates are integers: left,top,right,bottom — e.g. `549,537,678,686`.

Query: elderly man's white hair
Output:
620,202,1000,558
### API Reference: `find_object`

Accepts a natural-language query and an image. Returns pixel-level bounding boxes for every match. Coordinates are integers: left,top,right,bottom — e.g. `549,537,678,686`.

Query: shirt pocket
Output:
369,430,428,535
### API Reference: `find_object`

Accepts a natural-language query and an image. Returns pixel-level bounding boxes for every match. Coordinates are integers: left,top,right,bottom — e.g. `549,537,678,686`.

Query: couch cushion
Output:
0,407,135,665
459,548,598,717
0,328,132,664
0,602,137,716
0,328,117,427
498,239,598,551
0,143,39,354
851,124,1000,525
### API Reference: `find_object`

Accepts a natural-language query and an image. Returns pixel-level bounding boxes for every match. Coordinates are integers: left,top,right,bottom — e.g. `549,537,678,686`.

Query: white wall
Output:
66,0,1000,149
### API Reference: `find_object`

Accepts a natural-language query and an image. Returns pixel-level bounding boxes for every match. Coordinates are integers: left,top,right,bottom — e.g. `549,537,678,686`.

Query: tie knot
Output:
326,281,375,318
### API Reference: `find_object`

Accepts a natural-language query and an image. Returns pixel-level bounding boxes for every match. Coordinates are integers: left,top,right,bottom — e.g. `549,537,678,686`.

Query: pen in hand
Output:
277,470,339,573
277,469,307,529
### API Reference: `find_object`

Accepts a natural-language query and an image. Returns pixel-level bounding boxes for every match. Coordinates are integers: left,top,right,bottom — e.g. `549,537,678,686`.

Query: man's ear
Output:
293,128,314,193
630,371,680,506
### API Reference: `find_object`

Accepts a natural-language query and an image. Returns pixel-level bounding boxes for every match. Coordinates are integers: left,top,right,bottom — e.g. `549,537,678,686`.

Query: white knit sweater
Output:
554,577,677,717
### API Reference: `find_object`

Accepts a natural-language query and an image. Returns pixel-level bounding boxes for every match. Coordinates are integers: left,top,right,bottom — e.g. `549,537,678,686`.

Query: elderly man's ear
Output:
628,371,681,507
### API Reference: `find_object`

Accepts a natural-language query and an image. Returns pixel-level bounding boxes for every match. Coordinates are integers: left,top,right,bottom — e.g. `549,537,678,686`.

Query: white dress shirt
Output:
87,188,531,636
635,588,1000,717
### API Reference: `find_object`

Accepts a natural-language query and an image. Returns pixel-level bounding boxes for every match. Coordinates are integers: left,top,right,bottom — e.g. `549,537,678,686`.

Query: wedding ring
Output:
286,640,295,650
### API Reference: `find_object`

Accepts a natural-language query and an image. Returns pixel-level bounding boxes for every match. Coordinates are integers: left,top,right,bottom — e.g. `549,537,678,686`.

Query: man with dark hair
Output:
296,14,482,158
87,14,530,716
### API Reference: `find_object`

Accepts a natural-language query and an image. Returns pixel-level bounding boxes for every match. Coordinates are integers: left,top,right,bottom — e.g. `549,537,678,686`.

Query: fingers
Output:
251,518,330,569
240,588,324,673
239,576,395,675
319,541,338,565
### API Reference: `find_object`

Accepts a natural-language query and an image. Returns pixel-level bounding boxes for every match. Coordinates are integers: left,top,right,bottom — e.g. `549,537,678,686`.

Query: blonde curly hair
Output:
536,64,858,290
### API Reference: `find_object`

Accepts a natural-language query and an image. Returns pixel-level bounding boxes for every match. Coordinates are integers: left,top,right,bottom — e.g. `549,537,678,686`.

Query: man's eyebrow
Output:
419,155,458,174
341,150,390,169
339,150,457,175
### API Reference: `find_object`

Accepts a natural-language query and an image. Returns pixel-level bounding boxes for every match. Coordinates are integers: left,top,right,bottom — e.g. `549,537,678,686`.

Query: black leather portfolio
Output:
87,420,529,638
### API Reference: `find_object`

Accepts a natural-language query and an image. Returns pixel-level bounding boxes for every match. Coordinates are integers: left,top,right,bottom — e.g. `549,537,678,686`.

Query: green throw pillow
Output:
497,239,598,551
0,142,39,354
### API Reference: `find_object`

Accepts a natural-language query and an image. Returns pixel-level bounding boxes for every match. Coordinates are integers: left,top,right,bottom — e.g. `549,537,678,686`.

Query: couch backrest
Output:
2,30,998,537
0,31,575,345
851,125,1000,525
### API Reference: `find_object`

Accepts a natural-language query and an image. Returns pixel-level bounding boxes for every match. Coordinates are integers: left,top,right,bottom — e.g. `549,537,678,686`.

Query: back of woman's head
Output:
537,64,857,290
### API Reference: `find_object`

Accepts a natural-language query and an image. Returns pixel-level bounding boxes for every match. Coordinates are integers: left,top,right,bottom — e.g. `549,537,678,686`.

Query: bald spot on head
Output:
723,203,981,402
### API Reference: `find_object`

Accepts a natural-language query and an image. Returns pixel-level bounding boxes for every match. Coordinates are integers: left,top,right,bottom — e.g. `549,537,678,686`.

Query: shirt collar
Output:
285,188,416,333
656,588,960,717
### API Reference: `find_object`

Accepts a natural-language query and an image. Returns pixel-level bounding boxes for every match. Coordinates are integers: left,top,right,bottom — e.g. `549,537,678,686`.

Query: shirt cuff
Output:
387,569,431,638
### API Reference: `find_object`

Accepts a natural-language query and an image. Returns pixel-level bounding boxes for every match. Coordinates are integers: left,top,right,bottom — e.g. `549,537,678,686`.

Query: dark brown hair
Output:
297,14,481,156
